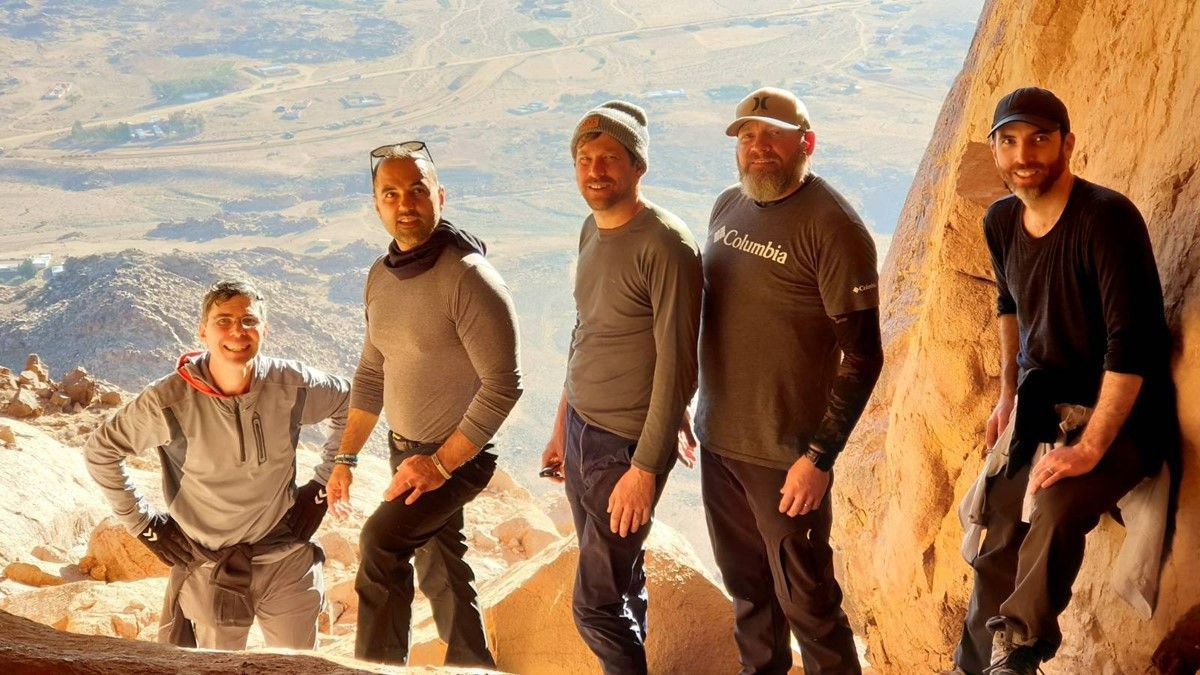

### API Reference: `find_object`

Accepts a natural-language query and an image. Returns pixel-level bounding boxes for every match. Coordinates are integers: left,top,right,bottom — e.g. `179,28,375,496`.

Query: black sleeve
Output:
984,208,1017,316
1088,199,1163,376
807,307,884,469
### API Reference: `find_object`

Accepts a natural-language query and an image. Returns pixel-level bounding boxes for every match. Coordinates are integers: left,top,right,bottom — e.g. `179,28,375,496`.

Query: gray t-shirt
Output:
351,247,522,448
566,201,702,474
697,176,878,469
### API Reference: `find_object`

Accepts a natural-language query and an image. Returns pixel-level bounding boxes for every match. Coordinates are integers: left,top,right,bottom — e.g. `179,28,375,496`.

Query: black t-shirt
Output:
984,177,1176,473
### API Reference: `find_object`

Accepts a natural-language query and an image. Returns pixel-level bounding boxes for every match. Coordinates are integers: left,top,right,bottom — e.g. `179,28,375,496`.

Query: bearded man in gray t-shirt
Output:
541,101,702,675
697,87,883,675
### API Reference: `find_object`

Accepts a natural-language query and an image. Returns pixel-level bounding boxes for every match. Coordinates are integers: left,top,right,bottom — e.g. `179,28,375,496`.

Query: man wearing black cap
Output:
540,101,702,675
947,87,1176,675
697,86,882,674
325,141,523,667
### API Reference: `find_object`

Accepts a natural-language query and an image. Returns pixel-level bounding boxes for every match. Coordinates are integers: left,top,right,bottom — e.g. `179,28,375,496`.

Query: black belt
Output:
389,431,443,452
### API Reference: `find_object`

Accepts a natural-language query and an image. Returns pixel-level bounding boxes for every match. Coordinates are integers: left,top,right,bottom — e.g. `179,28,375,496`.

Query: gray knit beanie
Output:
570,100,649,168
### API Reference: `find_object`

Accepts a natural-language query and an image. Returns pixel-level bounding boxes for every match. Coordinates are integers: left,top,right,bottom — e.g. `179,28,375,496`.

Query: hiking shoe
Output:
984,629,1043,675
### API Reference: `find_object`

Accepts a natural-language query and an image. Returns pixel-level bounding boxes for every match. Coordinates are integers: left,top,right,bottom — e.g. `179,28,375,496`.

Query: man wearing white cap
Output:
696,87,883,674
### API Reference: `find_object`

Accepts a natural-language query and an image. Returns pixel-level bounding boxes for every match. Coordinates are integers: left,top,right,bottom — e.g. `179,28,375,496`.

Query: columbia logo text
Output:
711,226,788,264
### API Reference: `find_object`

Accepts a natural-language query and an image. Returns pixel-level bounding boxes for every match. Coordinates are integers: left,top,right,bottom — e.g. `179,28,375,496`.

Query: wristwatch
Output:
804,443,835,472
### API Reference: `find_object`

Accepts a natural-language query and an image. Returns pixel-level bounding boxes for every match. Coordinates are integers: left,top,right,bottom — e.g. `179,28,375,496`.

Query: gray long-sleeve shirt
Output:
85,354,350,551
350,247,523,447
566,201,702,474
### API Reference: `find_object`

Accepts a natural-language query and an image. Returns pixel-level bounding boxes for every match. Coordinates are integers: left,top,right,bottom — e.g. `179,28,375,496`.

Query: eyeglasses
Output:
212,316,262,331
370,141,434,180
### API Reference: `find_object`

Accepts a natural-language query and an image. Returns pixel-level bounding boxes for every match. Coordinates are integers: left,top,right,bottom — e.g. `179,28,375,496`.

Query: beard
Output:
738,152,811,203
1003,149,1068,201
580,179,634,212
390,212,439,250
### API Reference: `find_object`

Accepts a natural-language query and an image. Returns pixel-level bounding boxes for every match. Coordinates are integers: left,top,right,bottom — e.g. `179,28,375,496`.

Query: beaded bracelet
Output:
333,454,359,468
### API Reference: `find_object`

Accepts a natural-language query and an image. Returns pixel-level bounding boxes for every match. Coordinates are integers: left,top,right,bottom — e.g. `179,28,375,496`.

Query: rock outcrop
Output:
0,608,451,673
78,518,168,582
836,1,1200,673
0,419,107,568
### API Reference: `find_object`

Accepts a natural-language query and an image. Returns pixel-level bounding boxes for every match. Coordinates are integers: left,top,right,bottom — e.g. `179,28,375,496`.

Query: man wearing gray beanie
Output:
541,100,702,675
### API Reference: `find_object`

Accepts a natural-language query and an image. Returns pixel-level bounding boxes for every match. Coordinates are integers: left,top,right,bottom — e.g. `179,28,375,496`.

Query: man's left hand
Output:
1028,443,1104,496
778,456,831,517
607,466,656,537
285,479,329,541
677,413,698,469
385,454,448,505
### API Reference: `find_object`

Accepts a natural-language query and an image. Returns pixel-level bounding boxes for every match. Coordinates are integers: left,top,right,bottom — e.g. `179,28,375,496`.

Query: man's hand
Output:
541,431,566,484
385,454,448,505
778,456,831,517
285,480,329,541
327,464,354,518
986,395,1016,451
607,466,656,537
1027,442,1104,496
138,513,196,567
677,409,698,469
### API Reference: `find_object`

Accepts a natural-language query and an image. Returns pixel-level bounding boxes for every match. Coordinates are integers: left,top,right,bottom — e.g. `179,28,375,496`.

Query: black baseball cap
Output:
988,87,1070,137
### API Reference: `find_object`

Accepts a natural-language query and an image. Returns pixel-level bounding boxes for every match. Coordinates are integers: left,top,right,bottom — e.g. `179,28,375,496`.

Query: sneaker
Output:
984,628,1043,675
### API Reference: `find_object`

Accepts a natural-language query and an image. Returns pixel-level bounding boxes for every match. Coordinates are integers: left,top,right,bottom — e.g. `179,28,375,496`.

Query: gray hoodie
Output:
85,352,349,552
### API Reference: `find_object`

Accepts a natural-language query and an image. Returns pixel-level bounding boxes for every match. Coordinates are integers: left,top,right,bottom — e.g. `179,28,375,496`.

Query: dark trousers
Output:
954,435,1144,673
564,406,668,675
354,439,496,667
702,448,860,675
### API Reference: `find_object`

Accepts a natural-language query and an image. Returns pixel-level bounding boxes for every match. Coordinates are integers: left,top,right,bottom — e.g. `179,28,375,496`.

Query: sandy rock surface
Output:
0,419,107,568
834,0,1200,672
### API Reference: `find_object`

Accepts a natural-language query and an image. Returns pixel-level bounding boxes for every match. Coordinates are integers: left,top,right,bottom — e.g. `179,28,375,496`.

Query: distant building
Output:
248,64,300,78
41,82,72,100
340,94,384,108
29,254,51,269
507,101,548,115
853,61,893,75
50,265,64,276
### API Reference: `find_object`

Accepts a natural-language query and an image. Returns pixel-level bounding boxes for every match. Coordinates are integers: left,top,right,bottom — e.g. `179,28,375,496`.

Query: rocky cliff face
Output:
836,0,1200,672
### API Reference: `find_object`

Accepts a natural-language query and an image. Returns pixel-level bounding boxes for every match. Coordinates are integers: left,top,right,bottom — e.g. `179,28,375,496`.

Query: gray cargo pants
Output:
175,542,324,650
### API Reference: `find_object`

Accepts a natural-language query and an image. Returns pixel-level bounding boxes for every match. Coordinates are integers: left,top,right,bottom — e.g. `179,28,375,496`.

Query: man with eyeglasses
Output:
945,88,1176,675
85,279,351,650
325,141,522,667
540,101,702,675
696,87,882,674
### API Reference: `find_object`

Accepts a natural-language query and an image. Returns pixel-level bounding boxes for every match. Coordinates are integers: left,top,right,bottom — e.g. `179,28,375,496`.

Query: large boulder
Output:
60,367,98,406
420,525,805,674
23,354,50,383
78,518,168,582
835,0,1200,672
5,388,43,418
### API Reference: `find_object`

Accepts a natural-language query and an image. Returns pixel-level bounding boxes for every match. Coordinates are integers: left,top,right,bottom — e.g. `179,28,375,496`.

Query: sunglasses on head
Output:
369,141,434,179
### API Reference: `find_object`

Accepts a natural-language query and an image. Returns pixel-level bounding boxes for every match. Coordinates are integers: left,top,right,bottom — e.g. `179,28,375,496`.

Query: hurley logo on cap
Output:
725,86,812,137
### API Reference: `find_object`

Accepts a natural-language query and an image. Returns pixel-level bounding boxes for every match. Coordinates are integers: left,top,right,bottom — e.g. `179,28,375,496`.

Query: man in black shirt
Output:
947,88,1176,675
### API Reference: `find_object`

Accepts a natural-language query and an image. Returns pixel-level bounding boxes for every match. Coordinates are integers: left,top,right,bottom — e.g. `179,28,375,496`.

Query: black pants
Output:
354,438,496,667
702,448,860,675
564,406,668,675
953,435,1144,673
